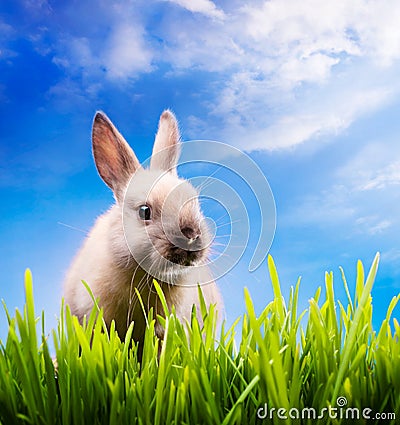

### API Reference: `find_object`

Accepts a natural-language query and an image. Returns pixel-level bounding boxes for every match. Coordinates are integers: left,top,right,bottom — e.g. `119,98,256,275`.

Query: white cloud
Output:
241,0,361,68
200,68,393,151
382,248,400,264
282,133,400,243
0,47,17,61
160,0,400,150
370,220,392,234
50,6,153,82
104,23,153,79
282,179,397,240
47,78,100,111
32,0,400,151
355,217,392,235
283,184,356,227
352,0,400,66
22,0,51,12
166,0,225,19
240,0,400,69
360,161,400,190
52,36,95,71
0,19,17,62
0,19,14,37
337,143,400,192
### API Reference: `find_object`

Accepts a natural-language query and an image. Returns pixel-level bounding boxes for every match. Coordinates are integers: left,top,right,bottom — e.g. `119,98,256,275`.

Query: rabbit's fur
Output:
64,110,222,343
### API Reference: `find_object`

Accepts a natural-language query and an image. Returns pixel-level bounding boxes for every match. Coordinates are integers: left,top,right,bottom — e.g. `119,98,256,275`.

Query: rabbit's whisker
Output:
195,166,223,193
127,252,154,327
57,221,89,235
213,218,242,229
213,212,232,225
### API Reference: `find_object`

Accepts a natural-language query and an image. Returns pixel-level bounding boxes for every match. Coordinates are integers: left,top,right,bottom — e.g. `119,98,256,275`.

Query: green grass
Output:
0,253,399,424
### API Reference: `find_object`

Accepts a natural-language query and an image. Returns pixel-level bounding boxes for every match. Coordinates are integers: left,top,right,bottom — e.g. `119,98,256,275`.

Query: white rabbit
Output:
64,110,222,344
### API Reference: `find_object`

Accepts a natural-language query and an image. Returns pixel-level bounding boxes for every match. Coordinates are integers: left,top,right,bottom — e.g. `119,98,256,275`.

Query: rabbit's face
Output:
123,169,212,282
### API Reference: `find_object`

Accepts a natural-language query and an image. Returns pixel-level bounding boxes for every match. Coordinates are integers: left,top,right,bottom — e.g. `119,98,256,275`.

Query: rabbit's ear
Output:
92,111,140,202
150,110,181,173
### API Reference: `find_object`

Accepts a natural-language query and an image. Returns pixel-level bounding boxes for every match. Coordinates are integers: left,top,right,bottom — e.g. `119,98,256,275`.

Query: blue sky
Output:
1,0,400,339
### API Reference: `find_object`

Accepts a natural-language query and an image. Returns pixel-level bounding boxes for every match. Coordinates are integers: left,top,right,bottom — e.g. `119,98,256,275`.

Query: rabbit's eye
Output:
138,205,151,221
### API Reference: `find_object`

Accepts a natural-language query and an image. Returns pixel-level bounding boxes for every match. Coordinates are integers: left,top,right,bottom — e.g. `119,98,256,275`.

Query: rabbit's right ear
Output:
150,110,181,173
92,111,140,202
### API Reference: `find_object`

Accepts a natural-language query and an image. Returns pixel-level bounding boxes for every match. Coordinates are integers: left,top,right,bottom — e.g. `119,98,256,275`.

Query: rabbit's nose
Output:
181,226,201,242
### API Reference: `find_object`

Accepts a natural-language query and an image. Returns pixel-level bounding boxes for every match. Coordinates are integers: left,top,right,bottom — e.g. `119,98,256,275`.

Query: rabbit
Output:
63,110,223,345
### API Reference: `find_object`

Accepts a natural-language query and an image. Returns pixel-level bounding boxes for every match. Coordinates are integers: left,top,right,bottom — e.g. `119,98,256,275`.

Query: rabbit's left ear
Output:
150,110,181,173
92,111,140,202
